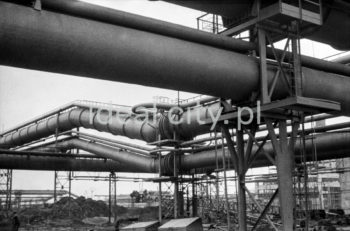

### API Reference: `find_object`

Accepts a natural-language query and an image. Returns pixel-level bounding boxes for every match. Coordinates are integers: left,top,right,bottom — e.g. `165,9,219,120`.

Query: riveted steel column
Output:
266,119,295,230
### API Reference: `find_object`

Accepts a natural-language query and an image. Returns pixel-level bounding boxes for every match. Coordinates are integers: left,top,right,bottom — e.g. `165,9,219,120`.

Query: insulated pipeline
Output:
25,132,350,174
0,103,221,148
181,132,350,170
0,154,131,172
12,0,350,76
51,138,156,173
1,1,350,115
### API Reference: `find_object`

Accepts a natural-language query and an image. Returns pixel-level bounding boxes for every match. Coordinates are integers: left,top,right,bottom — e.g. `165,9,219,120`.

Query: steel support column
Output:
191,174,197,217
53,171,57,202
221,126,248,231
236,129,247,231
173,150,179,219
157,134,163,222
258,28,269,104
108,172,116,224
266,119,295,230
221,136,231,230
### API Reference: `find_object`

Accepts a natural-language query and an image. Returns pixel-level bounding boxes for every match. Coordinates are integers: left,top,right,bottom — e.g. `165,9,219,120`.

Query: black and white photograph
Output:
0,0,350,230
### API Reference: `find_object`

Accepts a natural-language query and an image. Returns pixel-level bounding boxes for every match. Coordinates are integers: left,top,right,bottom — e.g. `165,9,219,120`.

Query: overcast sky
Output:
0,0,348,198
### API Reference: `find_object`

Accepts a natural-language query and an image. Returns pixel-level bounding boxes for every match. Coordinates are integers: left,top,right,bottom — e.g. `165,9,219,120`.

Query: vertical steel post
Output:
192,174,197,217
212,14,215,34
237,129,247,231
108,172,112,224
267,119,295,230
221,126,247,231
68,171,72,218
114,174,117,223
292,25,302,97
258,29,269,104
174,150,178,219
279,121,295,230
215,131,220,219
156,133,162,222
6,169,12,211
173,129,179,219
54,112,60,203
237,177,247,231
301,117,310,230
53,171,57,202
68,171,72,198
221,138,231,230
196,16,200,30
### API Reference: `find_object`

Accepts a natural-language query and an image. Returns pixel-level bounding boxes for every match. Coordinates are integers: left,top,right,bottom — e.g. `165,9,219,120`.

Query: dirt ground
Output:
1,197,159,231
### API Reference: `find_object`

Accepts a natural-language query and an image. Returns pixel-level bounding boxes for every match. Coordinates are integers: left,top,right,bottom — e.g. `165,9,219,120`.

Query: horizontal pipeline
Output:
0,103,221,148
0,154,133,172
181,132,350,170
1,2,350,115
31,132,350,174
188,121,350,153
46,138,156,173
180,113,339,147
0,100,131,136
26,0,350,76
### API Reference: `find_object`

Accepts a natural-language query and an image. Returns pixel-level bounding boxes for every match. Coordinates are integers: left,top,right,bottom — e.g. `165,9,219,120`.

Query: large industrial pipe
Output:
0,100,131,136
51,138,157,173
0,102,220,148
0,131,348,172
181,131,350,170
1,1,350,116
11,0,350,77
0,107,155,147
30,132,350,174
0,154,134,172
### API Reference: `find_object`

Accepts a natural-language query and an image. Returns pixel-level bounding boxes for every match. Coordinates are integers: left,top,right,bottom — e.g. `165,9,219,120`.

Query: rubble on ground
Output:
17,196,158,227
19,196,109,225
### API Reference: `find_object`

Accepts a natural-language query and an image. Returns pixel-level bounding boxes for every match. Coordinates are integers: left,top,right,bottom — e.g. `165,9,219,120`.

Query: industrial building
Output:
0,0,350,230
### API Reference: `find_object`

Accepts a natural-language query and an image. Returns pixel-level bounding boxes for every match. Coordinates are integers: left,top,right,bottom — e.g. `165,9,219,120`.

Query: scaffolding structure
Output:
0,2,348,230
0,169,12,214
195,1,341,230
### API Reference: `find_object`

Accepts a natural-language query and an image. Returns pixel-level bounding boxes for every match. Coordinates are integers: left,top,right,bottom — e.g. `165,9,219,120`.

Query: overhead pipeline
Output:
50,138,157,173
0,154,130,172
12,0,350,77
181,131,350,171
0,100,131,136
1,1,350,115
21,132,350,174
0,102,221,148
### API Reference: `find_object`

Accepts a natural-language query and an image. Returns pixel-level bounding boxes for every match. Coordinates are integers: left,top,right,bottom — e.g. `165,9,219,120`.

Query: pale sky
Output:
0,0,349,198
0,0,204,197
